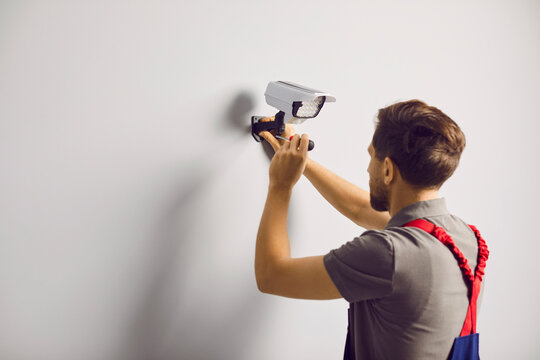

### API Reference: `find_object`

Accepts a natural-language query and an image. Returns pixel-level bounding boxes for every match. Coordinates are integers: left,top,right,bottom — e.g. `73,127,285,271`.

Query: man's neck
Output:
388,182,439,217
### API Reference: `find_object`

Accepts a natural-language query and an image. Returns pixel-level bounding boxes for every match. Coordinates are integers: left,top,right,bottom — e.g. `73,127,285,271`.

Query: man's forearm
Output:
303,159,390,230
255,185,292,291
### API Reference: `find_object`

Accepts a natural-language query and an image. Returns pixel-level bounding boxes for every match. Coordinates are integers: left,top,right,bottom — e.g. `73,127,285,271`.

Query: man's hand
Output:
258,116,296,152
267,134,310,190
257,116,309,189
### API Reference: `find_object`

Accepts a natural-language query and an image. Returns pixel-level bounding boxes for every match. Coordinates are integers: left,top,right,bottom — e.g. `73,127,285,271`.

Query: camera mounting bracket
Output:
251,111,286,143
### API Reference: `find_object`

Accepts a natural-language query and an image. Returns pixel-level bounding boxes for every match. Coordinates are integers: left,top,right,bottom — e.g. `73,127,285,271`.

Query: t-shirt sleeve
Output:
323,229,395,303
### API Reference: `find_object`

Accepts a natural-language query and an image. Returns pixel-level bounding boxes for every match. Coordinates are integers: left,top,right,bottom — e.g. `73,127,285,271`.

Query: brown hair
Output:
372,99,466,189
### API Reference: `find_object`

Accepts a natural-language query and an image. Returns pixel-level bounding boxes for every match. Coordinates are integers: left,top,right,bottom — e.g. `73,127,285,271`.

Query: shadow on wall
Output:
224,91,275,160
225,91,255,135
121,91,271,360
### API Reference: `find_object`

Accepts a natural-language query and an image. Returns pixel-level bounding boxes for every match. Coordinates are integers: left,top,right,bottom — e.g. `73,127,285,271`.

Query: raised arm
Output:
303,158,390,230
257,119,390,230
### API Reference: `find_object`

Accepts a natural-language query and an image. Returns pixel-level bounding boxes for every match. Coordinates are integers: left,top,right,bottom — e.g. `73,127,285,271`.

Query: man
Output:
255,99,483,359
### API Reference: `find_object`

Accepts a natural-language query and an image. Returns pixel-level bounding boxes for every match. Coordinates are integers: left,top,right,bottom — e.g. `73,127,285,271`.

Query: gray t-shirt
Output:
324,198,480,360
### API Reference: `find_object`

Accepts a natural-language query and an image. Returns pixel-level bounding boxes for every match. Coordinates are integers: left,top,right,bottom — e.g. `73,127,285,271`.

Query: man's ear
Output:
383,157,395,185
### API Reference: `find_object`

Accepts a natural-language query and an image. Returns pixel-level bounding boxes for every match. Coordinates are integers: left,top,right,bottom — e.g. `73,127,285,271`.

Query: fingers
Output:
290,134,309,154
260,116,275,123
257,124,307,155
290,134,301,150
299,133,309,154
283,124,296,139
258,131,281,152
281,135,291,151
257,116,287,153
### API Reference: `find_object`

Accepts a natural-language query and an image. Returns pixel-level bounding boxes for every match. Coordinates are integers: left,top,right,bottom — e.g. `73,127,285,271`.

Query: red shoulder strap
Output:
403,219,489,336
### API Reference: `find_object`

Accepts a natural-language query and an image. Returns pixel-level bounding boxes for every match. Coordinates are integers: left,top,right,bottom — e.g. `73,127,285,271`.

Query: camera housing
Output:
264,81,336,124
251,80,336,151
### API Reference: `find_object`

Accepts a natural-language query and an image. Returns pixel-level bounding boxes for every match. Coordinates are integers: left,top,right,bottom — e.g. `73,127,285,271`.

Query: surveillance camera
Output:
264,81,336,125
251,80,336,151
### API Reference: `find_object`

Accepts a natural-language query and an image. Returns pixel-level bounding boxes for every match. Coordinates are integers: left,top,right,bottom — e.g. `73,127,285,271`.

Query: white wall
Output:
1,1,539,359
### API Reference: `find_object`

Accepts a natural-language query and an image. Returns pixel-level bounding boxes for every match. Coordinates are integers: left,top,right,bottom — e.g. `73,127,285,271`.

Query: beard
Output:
369,177,389,212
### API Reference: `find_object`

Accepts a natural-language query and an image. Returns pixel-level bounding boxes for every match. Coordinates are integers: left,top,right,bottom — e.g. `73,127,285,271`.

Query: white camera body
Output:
264,81,336,124
251,80,336,151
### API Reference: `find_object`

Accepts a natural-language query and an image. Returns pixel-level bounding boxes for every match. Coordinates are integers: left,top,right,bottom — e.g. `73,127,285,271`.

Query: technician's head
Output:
367,99,466,212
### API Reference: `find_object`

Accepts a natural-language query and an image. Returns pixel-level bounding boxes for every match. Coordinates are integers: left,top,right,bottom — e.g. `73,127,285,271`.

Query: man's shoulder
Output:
325,229,395,271
377,213,480,262
355,228,395,252
381,212,476,239
331,227,389,248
